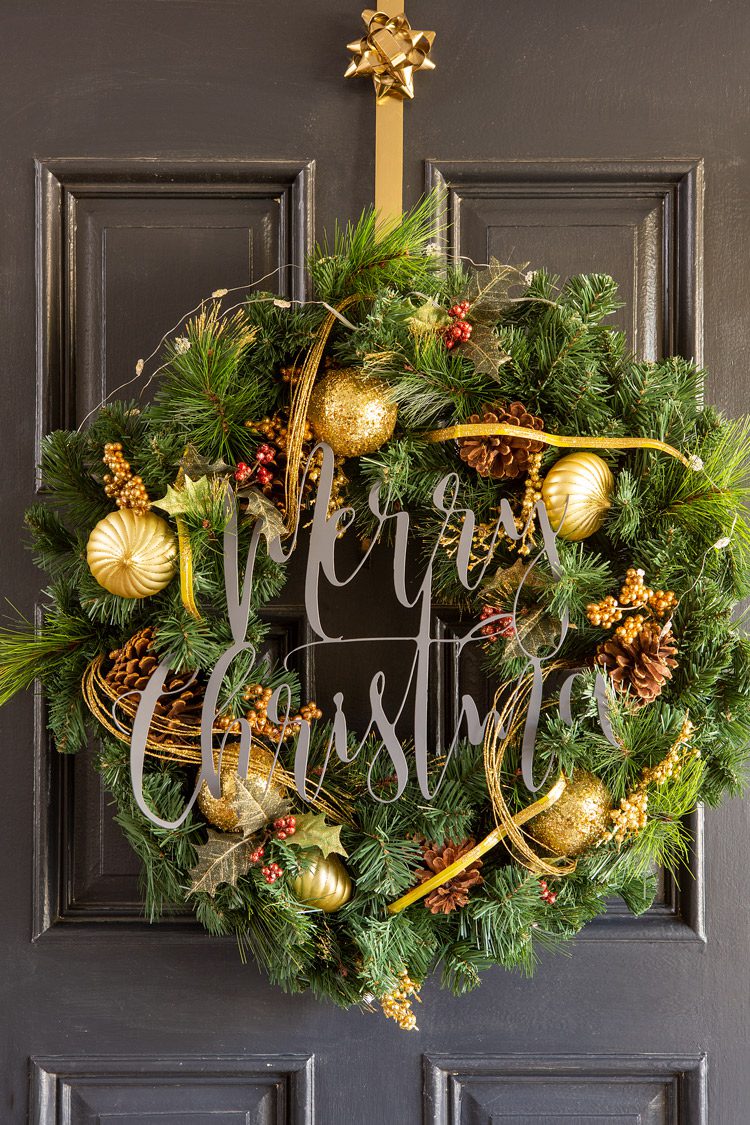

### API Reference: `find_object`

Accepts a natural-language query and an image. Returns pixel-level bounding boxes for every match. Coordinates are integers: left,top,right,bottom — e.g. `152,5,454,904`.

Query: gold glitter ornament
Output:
530,769,612,857
86,509,176,598
196,746,286,832
307,368,397,458
541,452,614,540
291,847,353,912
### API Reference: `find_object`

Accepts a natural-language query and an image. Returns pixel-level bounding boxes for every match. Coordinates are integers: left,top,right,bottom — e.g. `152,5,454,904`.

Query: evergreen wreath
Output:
3,203,750,1030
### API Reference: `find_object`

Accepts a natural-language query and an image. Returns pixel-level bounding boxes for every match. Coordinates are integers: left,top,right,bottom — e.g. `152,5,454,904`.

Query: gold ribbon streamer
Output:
387,773,568,915
176,514,201,620
283,295,360,533
424,422,703,472
346,7,436,230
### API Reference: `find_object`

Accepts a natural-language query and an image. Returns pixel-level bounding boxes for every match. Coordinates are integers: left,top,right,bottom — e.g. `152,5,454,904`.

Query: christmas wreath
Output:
4,205,750,1030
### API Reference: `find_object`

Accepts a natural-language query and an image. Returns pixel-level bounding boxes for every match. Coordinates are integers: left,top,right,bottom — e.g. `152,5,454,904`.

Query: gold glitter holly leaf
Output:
179,443,231,479
462,322,511,378
482,558,542,608
188,829,255,896
408,300,450,337
153,474,225,519
504,606,563,659
465,259,529,324
233,775,290,837
238,486,286,543
286,812,348,858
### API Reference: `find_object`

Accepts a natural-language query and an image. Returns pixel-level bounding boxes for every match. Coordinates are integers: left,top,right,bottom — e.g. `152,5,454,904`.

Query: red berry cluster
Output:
234,443,278,487
273,815,296,840
443,300,473,349
261,862,283,884
479,604,515,640
249,844,265,864
539,879,557,905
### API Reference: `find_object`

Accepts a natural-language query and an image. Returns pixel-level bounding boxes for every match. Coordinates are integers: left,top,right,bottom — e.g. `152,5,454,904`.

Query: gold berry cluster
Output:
103,442,150,513
217,682,323,742
380,971,421,1031
606,717,699,845
587,567,677,640
515,450,544,557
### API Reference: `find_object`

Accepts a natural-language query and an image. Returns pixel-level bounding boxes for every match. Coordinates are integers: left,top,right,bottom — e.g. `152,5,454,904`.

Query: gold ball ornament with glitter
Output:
86,509,176,598
197,746,286,832
291,848,353,912
307,367,398,458
530,769,612,857
541,452,614,540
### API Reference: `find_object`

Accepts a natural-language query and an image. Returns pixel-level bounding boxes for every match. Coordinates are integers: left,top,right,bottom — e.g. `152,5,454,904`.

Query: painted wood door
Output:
2,2,749,1121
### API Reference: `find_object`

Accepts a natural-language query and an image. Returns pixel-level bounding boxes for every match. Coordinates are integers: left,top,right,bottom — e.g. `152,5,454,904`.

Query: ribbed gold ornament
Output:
86,509,176,598
529,769,612,857
291,848,353,912
541,452,614,540
307,368,397,457
197,746,286,832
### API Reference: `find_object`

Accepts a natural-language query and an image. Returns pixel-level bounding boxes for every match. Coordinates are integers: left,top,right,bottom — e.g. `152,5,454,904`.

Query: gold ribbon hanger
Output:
346,7,436,230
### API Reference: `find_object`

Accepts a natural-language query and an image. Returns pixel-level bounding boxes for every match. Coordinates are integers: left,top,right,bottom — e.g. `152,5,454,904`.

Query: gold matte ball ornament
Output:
86,509,176,598
530,769,612,857
541,452,615,540
307,367,398,457
291,848,353,912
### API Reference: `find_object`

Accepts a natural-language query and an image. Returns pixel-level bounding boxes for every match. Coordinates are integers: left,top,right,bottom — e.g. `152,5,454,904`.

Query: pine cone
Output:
105,626,205,736
596,622,678,704
458,402,544,479
417,838,484,914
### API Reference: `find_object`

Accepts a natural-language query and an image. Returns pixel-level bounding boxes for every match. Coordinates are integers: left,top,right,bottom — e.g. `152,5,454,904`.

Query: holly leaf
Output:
234,775,290,837
153,474,228,520
151,482,187,517
239,487,285,543
408,300,450,337
462,322,511,377
188,829,253,896
466,258,528,324
287,812,348,858
180,444,230,478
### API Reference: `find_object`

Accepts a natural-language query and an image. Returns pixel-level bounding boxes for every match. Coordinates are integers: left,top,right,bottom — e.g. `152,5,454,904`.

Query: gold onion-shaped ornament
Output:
86,509,176,598
529,769,612,857
307,367,398,458
291,847,353,912
197,746,287,832
541,452,614,540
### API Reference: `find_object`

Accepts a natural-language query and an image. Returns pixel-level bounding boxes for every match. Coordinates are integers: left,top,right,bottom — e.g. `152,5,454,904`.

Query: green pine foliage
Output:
0,202,748,1015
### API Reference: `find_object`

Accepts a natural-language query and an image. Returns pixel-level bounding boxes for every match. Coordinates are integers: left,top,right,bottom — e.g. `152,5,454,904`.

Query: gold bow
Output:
345,9,436,101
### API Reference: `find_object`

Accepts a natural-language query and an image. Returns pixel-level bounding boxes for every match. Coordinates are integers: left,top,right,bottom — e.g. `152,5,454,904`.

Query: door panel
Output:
3,3,750,1123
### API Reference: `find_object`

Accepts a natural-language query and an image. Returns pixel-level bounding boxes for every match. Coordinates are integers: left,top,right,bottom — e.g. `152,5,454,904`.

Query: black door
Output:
2,2,749,1122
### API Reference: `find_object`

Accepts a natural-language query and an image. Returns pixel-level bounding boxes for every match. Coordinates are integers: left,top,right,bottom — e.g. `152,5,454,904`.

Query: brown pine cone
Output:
458,402,544,479
105,626,205,734
596,621,678,704
417,838,484,914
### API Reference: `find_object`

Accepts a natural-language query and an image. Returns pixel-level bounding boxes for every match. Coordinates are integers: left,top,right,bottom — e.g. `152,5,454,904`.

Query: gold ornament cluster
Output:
587,567,677,637
379,971,422,1030
103,442,151,513
606,717,699,845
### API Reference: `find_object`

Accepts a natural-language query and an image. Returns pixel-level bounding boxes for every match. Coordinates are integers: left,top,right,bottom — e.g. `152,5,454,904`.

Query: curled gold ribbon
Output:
283,295,361,533
424,422,703,472
345,9,436,101
386,773,568,915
